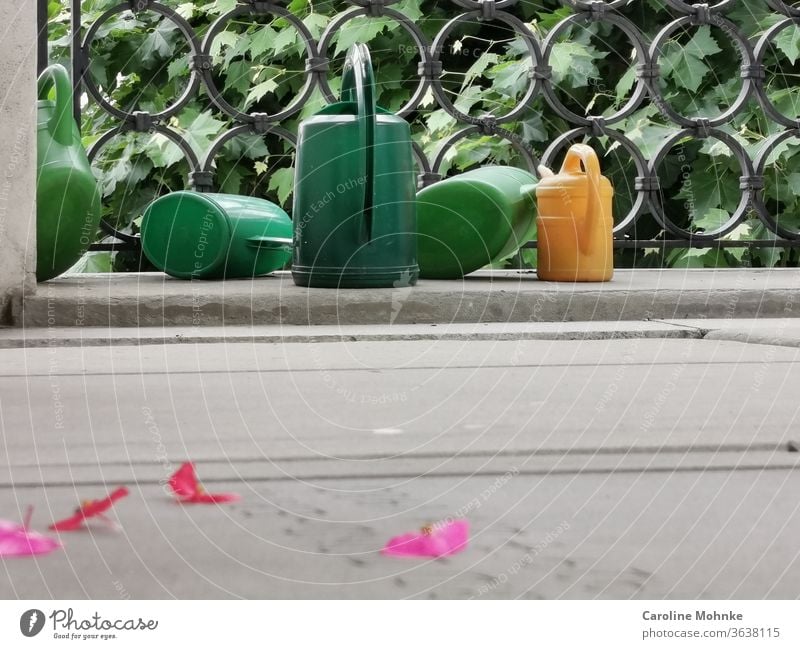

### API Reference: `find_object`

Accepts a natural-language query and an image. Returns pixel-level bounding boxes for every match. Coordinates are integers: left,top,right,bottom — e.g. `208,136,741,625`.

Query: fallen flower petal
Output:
168,463,197,499
0,519,61,557
381,519,469,558
49,487,129,532
168,462,240,504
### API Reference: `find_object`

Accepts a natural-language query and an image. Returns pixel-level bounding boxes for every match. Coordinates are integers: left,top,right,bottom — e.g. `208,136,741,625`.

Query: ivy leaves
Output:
660,26,721,94
549,40,602,88
46,0,800,271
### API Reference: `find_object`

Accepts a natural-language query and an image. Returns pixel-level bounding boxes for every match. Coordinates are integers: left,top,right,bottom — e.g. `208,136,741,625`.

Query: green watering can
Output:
417,166,538,279
36,64,102,281
292,44,418,288
140,191,293,280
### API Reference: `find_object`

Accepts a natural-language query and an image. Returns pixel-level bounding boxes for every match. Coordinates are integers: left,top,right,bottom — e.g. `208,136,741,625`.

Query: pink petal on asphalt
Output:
168,462,240,504
0,519,61,557
381,520,469,558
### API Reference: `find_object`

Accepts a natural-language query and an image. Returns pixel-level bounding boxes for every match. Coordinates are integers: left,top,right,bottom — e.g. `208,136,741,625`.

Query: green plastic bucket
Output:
141,191,292,280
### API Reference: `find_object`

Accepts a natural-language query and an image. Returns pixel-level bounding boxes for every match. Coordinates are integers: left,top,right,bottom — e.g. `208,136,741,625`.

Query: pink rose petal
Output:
382,520,469,558
0,519,61,557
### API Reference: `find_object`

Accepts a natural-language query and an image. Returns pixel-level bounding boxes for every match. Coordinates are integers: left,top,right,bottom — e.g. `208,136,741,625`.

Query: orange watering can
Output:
535,144,613,282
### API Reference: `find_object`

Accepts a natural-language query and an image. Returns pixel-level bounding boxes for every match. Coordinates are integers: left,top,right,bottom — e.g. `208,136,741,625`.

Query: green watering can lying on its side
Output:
292,43,418,288
416,166,538,279
140,191,293,280
36,64,101,281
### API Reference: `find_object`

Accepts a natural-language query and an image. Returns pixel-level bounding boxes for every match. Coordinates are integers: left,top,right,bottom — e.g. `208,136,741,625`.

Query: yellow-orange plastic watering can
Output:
535,144,614,282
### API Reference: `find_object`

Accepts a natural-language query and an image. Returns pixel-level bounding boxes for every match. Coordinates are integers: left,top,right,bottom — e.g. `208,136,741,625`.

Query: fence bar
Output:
521,240,800,250
37,0,48,74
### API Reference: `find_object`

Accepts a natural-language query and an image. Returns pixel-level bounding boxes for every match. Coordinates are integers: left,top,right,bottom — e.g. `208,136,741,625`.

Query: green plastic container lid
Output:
141,193,231,279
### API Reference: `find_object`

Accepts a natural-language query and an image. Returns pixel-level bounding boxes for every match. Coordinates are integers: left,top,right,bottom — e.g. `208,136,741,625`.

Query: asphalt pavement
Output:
1,326,799,598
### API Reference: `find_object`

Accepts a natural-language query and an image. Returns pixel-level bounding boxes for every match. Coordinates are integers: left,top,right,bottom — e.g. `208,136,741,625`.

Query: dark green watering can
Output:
36,64,101,281
292,44,418,288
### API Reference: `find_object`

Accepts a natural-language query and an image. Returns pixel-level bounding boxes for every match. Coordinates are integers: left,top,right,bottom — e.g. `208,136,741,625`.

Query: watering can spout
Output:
36,64,102,281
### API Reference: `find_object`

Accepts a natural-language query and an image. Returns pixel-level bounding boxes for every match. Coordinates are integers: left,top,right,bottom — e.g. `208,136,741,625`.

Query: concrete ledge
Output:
14,268,800,328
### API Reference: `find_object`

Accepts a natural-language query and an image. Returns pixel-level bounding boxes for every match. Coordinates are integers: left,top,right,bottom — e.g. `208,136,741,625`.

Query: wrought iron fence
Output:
38,0,800,260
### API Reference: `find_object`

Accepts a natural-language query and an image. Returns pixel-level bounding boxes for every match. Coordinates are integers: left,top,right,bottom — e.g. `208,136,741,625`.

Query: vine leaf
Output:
461,53,499,91
245,79,279,109
167,57,188,81
268,167,295,207
662,25,721,93
775,25,800,65
693,207,730,232
179,109,227,155
486,59,531,98
549,41,601,88
303,13,329,39
333,18,391,57
140,23,175,64
677,163,740,222
250,25,279,58
272,26,301,57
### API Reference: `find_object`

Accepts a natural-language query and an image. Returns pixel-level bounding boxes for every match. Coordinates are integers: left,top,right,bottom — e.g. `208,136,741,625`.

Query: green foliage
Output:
47,0,800,270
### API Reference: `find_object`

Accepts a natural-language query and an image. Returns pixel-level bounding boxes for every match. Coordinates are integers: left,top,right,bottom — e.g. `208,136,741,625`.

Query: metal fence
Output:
38,0,800,256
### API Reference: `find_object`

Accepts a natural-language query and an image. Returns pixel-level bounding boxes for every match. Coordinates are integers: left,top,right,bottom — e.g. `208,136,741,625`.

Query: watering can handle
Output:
341,44,376,241
37,64,74,147
246,236,293,251
561,144,602,256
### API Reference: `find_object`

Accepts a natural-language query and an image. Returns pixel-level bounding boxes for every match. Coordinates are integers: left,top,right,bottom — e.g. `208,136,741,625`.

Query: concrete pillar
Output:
0,1,37,324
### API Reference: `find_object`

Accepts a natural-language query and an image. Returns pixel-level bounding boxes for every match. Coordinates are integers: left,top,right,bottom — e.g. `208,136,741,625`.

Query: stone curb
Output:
12,269,800,328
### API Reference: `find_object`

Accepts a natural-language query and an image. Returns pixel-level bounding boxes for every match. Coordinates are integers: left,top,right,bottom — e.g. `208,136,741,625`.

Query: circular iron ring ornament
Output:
200,3,318,124
541,11,650,126
766,0,800,18
646,127,754,240
430,125,538,177
430,10,543,125
752,128,800,239
87,122,200,244
198,123,297,192
647,15,755,128
540,126,649,236
753,17,800,129
200,123,297,173
80,1,202,123
317,6,431,118
412,140,433,176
